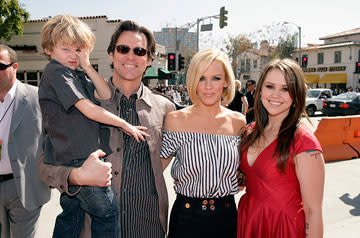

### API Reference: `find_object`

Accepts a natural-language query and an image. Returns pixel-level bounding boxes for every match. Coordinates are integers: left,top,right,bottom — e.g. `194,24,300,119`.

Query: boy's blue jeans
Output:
52,159,119,238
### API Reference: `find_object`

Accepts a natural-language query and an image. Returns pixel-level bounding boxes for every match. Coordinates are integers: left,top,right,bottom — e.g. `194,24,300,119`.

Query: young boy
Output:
38,15,147,237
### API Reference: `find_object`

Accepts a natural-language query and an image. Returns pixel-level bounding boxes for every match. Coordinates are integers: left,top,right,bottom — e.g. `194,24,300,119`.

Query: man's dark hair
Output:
247,79,256,86
0,44,17,63
107,20,156,59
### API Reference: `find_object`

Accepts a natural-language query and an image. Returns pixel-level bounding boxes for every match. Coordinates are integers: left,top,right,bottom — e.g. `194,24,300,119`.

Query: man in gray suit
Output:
0,44,50,238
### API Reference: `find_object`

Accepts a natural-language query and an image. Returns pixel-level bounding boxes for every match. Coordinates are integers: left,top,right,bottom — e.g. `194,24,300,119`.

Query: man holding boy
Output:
0,44,50,238
38,20,175,237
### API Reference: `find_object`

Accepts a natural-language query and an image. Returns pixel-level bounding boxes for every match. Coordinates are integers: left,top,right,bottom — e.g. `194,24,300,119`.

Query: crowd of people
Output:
0,14,325,238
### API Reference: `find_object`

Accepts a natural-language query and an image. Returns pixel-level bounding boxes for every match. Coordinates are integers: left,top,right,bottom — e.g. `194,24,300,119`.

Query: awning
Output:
304,74,319,84
143,66,158,79
319,73,347,83
158,68,172,79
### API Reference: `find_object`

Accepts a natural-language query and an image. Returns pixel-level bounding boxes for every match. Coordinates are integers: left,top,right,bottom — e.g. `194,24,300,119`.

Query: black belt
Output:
176,194,235,211
0,174,14,183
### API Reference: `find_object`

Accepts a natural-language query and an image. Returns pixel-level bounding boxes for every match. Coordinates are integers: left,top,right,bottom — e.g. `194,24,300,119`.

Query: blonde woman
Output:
161,49,246,238
228,80,248,114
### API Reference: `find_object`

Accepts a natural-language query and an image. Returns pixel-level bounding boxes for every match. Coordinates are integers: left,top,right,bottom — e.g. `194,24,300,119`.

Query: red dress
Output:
237,126,322,238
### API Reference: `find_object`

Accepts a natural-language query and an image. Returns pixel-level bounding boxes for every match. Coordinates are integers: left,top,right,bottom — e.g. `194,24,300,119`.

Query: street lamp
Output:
283,21,301,64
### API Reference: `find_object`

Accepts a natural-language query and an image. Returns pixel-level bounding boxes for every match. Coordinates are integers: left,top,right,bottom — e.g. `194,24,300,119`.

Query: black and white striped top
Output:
160,131,241,198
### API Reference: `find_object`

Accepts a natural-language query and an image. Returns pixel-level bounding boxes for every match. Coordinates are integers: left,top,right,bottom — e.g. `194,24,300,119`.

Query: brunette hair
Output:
107,20,156,59
240,58,308,172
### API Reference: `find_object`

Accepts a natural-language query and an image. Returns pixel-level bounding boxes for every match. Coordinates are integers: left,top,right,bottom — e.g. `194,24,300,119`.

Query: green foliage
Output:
225,34,253,68
276,33,297,59
0,0,29,41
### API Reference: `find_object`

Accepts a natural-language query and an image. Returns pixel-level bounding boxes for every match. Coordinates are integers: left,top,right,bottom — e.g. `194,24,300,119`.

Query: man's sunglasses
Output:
115,45,148,57
0,62,14,71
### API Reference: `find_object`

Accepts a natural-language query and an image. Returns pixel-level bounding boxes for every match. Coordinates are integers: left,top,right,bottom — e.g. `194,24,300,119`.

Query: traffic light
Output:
178,54,185,70
219,6,228,29
167,53,176,71
301,55,308,68
355,61,360,73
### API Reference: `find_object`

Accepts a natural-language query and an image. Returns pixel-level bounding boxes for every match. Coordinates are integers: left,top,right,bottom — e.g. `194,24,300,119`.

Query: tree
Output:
0,0,29,41
250,22,288,46
276,33,297,59
224,34,253,72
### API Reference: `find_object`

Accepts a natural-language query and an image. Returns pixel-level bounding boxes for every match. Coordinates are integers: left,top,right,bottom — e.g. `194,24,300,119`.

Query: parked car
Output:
322,92,360,116
306,88,333,116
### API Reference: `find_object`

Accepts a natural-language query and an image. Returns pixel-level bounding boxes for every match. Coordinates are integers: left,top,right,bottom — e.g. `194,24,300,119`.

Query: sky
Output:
18,0,360,49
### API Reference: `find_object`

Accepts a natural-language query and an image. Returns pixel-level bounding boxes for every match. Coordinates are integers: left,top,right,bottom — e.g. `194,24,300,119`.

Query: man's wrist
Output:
69,167,83,186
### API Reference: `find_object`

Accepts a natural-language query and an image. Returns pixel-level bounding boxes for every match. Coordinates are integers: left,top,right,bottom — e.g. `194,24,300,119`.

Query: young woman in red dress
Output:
237,58,325,238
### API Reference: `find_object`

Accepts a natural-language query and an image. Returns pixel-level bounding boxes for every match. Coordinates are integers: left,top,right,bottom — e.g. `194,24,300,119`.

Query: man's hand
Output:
69,149,112,187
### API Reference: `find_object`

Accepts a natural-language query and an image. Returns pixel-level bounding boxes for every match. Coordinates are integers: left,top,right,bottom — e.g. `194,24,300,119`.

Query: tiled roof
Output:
301,41,360,51
25,15,121,23
320,27,360,40
247,48,269,56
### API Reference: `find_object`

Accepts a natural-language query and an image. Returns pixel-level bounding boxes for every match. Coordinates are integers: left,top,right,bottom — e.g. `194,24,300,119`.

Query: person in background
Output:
228,80,248,115
161,49,246,238
0,44,50,238
38,20,175,238
245,79,256,123
237,58,325,238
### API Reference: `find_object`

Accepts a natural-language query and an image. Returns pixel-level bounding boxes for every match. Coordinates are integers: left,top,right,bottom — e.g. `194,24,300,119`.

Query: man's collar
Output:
3,80,17,102
109,78,152,107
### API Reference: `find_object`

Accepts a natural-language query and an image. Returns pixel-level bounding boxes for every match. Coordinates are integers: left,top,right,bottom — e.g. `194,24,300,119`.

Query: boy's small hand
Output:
122,124,149,143
76,48,91,69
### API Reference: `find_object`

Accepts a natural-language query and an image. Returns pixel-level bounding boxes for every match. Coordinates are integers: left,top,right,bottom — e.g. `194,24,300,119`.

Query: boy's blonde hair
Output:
186,48,235,105
41,14,95,54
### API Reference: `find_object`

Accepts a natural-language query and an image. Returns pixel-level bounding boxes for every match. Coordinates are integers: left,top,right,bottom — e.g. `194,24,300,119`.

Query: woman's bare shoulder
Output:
225,108,246,123
164,106,193,131
223,108,247,135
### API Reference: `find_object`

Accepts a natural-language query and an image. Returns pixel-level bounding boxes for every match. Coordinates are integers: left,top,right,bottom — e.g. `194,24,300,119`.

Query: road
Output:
36,115,360,237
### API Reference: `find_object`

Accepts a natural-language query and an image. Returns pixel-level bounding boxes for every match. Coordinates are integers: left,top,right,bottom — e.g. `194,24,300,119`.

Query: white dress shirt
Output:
0,80,17,174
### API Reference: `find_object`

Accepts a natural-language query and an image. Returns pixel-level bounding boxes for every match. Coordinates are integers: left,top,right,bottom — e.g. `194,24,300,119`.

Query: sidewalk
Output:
37,156,360,237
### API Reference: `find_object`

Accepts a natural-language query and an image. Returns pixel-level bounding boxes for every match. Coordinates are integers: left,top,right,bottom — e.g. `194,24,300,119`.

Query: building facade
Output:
0,16,167,86
236,40,275,86
154,27,197,72
300,27,360,92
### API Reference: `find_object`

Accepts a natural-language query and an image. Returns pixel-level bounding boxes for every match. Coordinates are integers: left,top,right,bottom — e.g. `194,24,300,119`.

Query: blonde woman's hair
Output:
186,48,235,105
234,80,242,91
41,14,95,55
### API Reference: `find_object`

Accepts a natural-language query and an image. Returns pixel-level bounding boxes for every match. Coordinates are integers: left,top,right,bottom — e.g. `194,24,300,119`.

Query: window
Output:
317,53,324,64
334,51,341,63
27,72,39,86
253,60,257,68
246,59,251,72
243,75,250,80
240,60,245,73
17,72,25,82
